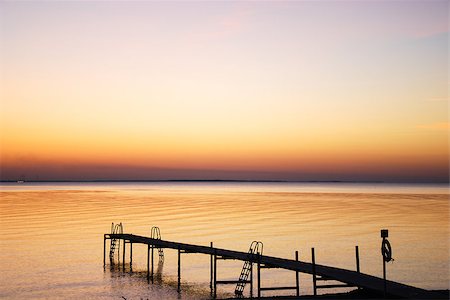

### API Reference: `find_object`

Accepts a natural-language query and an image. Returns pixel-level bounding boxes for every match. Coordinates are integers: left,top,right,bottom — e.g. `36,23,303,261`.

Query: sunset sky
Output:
0,1,448,182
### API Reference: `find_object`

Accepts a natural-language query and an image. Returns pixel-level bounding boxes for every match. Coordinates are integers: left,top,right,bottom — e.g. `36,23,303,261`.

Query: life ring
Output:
381,239,393,262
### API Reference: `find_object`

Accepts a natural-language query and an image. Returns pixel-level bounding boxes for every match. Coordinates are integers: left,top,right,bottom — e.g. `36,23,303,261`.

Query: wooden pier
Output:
104,232,443,299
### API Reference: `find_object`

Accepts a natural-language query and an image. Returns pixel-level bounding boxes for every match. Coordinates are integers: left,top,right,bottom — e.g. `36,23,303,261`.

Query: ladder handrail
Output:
109,222,123,262
151,226,164,262
235,241,263,297
151,226,162,240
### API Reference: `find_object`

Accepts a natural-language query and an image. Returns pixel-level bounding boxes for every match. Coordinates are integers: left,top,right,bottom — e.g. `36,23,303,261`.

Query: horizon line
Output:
1,179,449,184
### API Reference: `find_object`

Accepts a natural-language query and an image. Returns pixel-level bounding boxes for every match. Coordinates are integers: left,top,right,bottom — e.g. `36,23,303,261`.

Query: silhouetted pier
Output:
103,228,443,299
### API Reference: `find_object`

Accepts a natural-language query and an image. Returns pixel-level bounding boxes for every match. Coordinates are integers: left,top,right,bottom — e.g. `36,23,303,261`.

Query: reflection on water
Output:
0,182,448,299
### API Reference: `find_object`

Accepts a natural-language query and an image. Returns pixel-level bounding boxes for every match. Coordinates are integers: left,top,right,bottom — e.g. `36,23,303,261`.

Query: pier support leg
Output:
383,257,387,298
130,242,133,271
103,235,106,266
296,250,300,297
151,245,154,283
213,252,217,299
355,246,361,290
312,248,317,296
123,240,126,270
117,239,120,263
147,244,150,280
257,255,261,298
177,247,181,293
355,246,360,273
210,242,213,295
250,262,253,299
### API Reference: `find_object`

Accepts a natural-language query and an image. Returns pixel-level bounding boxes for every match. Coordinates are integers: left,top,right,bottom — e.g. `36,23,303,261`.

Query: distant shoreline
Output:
1,179,448,184
0,179,382,183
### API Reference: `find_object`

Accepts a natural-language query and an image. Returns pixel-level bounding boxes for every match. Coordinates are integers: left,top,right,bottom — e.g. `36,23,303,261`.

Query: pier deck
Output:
104,233,443,299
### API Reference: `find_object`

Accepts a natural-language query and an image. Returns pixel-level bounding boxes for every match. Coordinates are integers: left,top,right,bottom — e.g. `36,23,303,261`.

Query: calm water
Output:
0,182,448,299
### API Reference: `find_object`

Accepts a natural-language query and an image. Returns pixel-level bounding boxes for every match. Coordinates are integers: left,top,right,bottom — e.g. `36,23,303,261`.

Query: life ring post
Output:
380,229,391,298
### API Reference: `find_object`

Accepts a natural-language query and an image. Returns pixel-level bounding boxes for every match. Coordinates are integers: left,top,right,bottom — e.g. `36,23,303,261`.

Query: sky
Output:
0,1,448,182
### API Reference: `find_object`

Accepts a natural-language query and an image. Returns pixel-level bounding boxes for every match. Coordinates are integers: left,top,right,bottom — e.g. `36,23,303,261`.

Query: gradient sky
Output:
0,1,448,182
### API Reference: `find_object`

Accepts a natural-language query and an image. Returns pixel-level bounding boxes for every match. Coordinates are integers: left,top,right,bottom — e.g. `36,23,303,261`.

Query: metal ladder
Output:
235,241,263,298
151,226,164,262
109,222,123,262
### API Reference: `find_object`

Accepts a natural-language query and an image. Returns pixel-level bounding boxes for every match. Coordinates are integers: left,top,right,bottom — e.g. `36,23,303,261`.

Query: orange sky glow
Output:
0,1,448,182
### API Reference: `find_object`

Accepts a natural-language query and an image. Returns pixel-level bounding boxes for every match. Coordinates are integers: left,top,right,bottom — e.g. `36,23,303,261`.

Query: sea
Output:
0,182,448,299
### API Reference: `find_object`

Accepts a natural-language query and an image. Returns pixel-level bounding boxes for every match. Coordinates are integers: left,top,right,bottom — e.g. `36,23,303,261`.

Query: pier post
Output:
123,240,126,270
250,262,253,299
117,239,121,263
210,242,213,294
355,246,360,273
383,256,387,298
103,235,106,266
177,247,181,292
381,229,391,298
257,254,261,298
312,248,317,296
213,251,217,299
130,242,133,270
295,251,300,297
147,244,150,280
355,246,360,290
151,245,154,283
